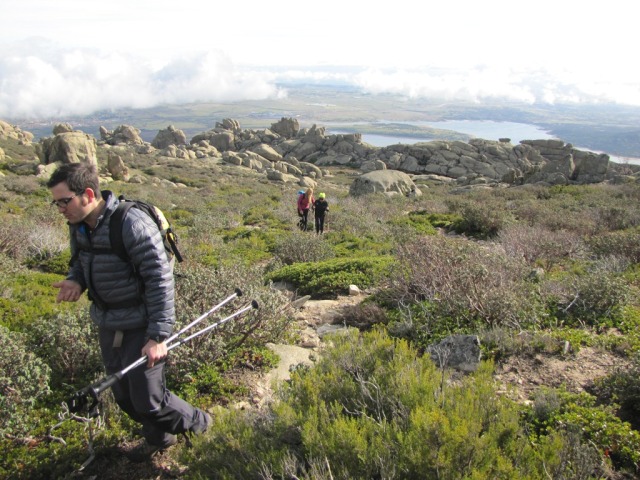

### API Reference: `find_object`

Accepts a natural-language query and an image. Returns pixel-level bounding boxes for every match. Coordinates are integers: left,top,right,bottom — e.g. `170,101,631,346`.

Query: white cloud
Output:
0,42,285,119
2,0,640,122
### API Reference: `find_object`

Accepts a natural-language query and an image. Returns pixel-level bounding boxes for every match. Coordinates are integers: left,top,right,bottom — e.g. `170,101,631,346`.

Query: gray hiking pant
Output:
99,327,208,446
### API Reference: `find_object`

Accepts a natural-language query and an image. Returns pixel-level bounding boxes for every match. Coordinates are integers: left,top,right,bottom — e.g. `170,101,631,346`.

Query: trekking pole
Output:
165,287,242,345
166,300,259,353
66,292,255,416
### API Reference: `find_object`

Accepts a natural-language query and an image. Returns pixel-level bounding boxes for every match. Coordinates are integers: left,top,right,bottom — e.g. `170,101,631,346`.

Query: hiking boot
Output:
126,435,178,463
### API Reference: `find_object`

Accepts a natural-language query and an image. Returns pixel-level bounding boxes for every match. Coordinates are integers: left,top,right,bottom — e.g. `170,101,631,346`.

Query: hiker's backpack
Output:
110,195,183,264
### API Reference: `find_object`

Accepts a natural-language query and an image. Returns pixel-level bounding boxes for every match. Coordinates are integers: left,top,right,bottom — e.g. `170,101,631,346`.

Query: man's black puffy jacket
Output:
67,191,174,339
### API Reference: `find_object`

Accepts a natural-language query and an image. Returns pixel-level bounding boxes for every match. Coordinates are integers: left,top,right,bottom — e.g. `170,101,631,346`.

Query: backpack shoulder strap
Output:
109,201,136,262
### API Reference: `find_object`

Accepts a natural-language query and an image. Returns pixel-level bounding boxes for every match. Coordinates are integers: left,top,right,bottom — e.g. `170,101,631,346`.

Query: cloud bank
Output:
1,41,640,120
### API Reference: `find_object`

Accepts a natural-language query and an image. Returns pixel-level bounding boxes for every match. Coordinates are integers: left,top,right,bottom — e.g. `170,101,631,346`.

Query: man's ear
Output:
84,187,97,202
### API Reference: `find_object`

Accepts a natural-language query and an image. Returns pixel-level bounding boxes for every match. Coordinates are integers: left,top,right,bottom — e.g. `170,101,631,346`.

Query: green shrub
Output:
183,329,593,479
243,205,287,229
26,248,71,275
388,211,438,235
168,207,195,227
26,310,102,387
527,388,640,472
330,230,393,257
0,270,74,330
479,327,566,361
447,196,513,239
591,353,640,428
587,229,640,263
543,265,633,328
272,230,335,265
0,326,51,437
225,229,275,266
266,256,395,298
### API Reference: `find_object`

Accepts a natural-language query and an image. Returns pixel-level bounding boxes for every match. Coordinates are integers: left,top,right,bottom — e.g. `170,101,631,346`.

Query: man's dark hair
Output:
47,162,101,197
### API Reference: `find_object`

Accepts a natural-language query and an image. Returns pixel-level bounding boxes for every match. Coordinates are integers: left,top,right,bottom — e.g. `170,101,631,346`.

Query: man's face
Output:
50,182,91,224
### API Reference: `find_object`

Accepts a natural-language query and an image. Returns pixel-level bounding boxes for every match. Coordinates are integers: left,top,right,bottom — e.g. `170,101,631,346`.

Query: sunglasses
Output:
51,193,79,208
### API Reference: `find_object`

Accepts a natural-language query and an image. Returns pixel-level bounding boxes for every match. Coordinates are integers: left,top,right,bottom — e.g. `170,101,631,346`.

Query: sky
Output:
1,0,639,119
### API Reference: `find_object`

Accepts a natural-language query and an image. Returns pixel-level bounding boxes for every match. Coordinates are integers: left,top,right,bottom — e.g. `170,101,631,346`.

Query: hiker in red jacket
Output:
297,188,314,231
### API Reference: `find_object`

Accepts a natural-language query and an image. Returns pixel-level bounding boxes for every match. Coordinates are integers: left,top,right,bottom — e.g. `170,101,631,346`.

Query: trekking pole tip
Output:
251,300,259,309
235,288,243,297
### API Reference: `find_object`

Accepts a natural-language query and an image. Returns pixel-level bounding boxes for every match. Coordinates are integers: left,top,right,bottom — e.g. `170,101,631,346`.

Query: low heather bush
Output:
586,229,640,264
0,217,31,260
498,223,585,269
170,262,293,393
591,353,640,428
542,263,633,328
272,230,335,265
326,195,400,241
446,195,513,239
26,309,102,387
391,235,543,330
0,326,51,437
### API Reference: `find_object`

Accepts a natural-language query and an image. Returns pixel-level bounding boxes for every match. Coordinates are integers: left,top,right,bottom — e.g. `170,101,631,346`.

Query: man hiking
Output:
47,163,210,462
313,192,329,234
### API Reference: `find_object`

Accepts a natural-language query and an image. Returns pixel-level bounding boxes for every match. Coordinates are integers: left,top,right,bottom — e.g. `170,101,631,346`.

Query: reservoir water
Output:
329,120,640,165
330,120,555,146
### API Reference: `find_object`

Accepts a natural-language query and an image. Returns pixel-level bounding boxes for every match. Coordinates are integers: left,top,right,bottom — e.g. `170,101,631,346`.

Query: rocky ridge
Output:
2,118,639,193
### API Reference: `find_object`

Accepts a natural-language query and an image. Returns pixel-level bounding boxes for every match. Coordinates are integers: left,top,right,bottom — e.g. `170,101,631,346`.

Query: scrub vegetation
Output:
1,133,639,479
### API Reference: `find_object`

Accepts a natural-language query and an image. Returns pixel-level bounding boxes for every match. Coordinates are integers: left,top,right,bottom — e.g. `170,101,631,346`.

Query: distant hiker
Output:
47,163,210,462
297,187,314,231
313,192,329,234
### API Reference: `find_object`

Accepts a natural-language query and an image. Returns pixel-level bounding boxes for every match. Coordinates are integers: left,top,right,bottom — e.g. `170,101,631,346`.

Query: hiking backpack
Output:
110,195,183,264
70,195,183,310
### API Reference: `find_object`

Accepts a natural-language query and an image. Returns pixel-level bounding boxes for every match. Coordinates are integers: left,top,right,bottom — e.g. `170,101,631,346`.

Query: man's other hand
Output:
53,279,82,303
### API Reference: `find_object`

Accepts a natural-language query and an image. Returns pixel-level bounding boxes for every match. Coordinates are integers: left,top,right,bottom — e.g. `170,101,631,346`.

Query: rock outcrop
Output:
107,153,130,181
349,170,420,197
0,120,34,144
38,125,98,165
151,125,187,149
100,124,145,146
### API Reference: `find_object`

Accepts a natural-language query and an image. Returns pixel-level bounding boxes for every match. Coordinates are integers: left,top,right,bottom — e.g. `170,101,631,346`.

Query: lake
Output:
329,120,640,165
330,120,555,146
